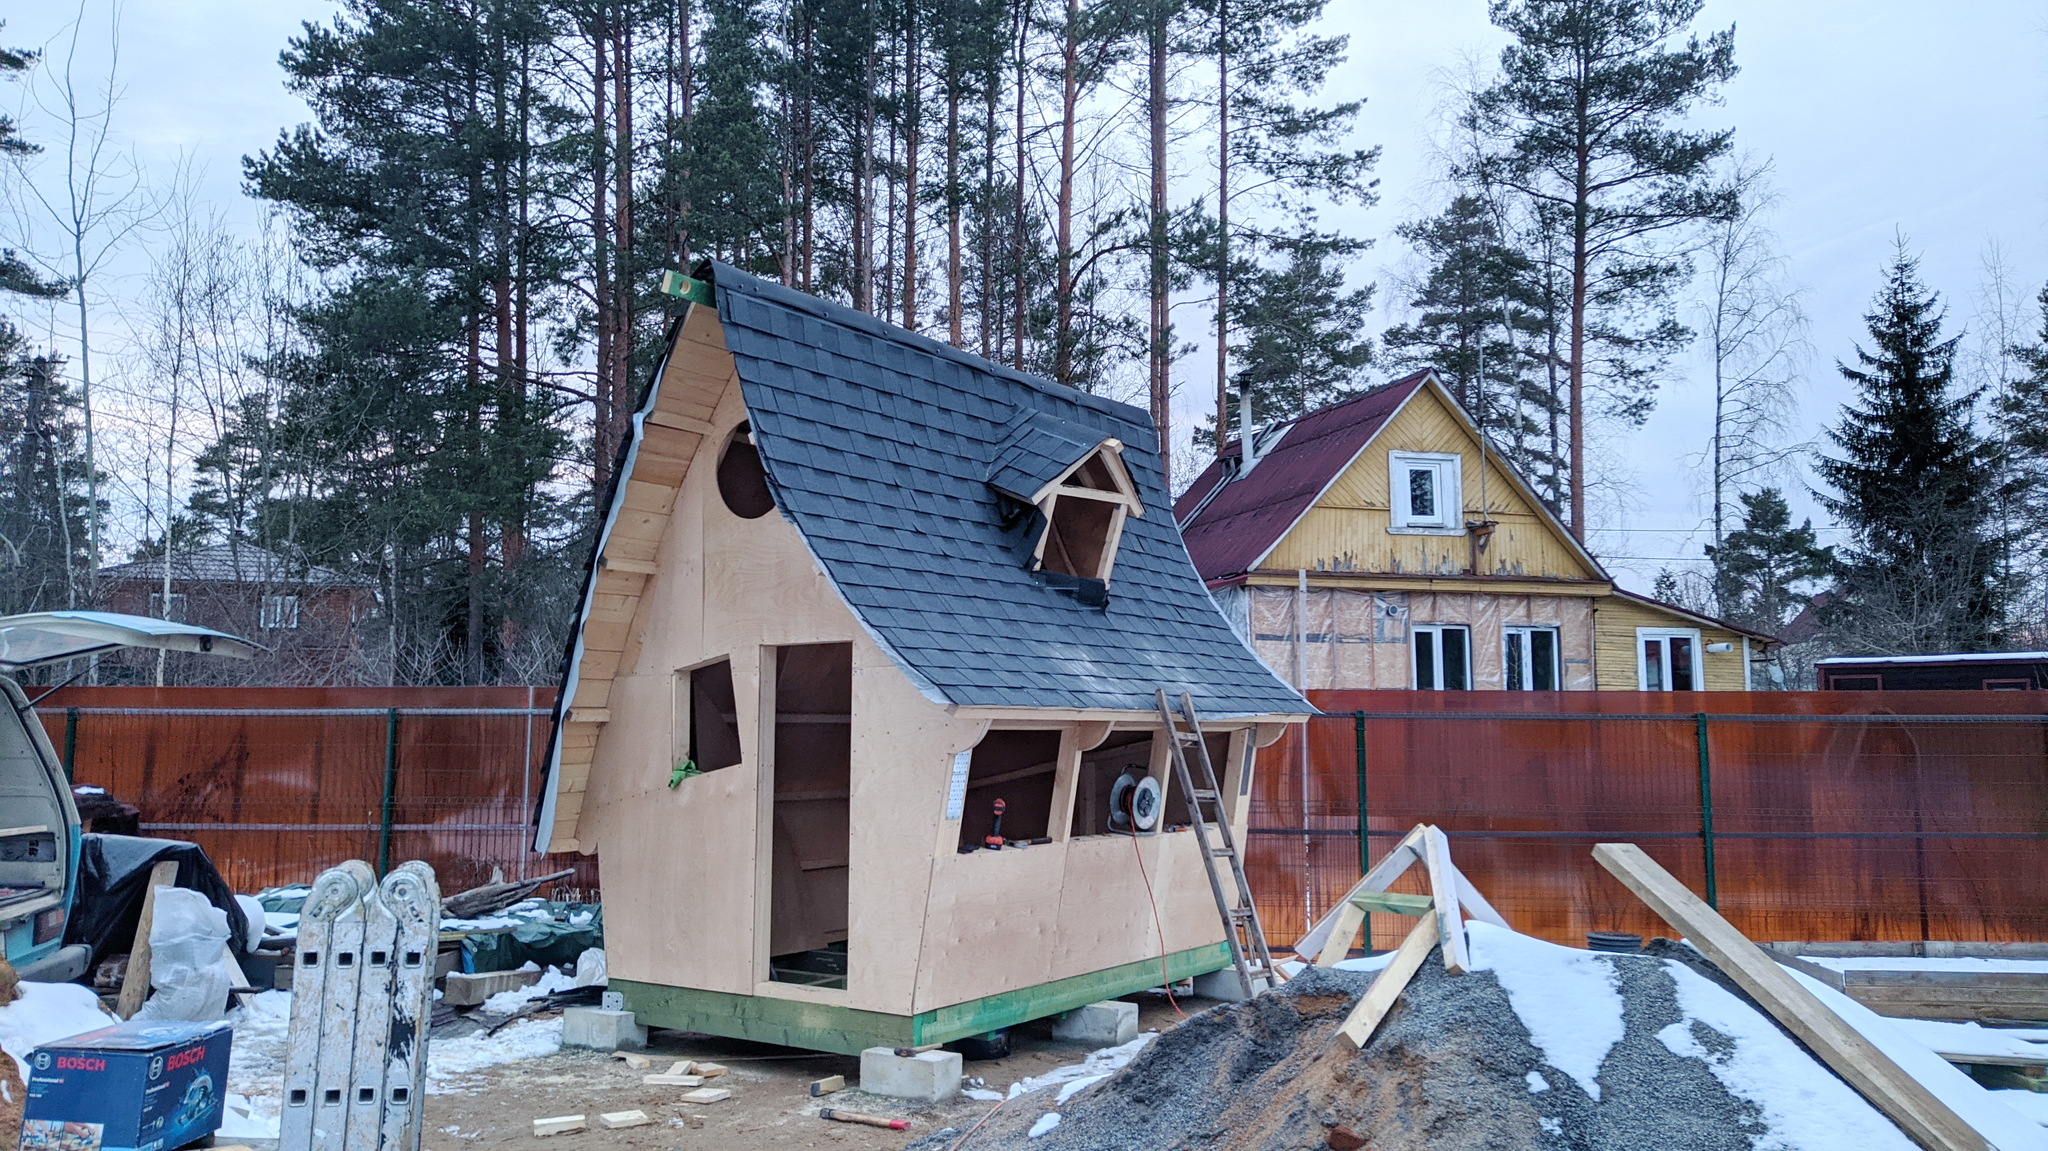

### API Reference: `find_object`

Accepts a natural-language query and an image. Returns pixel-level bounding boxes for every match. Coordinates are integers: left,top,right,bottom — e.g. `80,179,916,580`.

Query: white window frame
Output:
1503,625,1562,691
148,591,189,622
260,593,302,630
1636,627,1703,691
1412,624,1471,690
1387,451,1464,534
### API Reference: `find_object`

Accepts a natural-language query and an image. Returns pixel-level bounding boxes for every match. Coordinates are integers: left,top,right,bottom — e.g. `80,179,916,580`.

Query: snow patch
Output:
1800,956,2048,975
0,982,118,1081
1539,1117,1562,1136
1466,922,1625,1101
426,1016,564,1091
481,967,577,1014
1994,1091,2048,1128
1659,962,1920,1151
1525,1070,1549,1093
1027,1113,1061,1138
1007,1034,1154,1100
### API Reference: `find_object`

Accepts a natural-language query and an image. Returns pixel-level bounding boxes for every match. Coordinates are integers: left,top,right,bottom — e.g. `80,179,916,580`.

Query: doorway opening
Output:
766,642,852,988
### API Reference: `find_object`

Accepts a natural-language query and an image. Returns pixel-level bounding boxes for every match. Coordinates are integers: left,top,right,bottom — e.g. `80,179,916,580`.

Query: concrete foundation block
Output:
1052,1000,1139,1046
441,967,543,1007
562,1006,648,1051
1191,968,1271,1002
859,1047,962,1102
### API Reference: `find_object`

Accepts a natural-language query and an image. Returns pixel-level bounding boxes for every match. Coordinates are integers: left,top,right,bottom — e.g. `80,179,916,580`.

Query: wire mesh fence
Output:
34,687,592,897
1250,691,2048,950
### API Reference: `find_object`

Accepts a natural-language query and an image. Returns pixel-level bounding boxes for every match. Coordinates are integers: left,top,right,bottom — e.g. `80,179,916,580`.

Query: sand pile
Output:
923,924,1962,1151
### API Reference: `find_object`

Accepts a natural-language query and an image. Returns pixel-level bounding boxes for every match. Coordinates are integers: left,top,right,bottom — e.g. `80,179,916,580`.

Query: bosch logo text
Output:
54,1056,106,1071
166,1048,208,1072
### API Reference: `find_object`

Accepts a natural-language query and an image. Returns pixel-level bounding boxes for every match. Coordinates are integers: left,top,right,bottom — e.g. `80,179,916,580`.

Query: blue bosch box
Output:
20,1020,231,1151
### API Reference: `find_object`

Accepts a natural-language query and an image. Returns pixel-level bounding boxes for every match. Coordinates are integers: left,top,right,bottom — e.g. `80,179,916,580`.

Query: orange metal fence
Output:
32,687,591,896
1250,691,2048,949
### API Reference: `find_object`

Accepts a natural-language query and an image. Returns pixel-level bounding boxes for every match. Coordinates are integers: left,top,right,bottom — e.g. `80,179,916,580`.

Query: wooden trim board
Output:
1295,823,1428,961
1421,827,1470,973
615,942,1231,1055
1593,843,1991,1151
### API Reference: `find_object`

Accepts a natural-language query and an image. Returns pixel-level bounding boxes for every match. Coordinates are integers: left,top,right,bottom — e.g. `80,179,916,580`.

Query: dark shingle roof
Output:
98,543,362,588
1172,372,1431,582
710,262,1307,717
985,409,1112,503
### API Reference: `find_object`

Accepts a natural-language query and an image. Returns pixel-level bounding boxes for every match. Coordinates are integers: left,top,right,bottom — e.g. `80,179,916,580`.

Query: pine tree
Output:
0,343,95,614
1815,248,2007,653
1705,487,1829,635
1462,0,1738,538
1225,235,1373,421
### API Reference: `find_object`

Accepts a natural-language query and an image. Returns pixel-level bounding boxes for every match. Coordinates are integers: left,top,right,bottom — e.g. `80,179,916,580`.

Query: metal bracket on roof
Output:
658,270,714,306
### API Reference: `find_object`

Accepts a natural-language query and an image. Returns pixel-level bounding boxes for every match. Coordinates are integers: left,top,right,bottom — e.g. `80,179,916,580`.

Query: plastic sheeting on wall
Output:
1244,585,1596,691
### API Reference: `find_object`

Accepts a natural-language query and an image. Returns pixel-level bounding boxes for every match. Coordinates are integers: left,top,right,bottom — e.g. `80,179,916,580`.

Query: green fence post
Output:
379,708,401,877
62,708,77,784
1695,712,1717,910
1355,710,1371,952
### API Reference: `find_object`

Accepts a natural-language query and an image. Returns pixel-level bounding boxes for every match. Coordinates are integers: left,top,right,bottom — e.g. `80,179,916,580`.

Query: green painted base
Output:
614,942,1231,1055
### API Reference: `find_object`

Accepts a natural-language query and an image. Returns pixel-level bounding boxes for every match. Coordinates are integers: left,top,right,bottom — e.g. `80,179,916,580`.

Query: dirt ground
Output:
407,995,1191,1151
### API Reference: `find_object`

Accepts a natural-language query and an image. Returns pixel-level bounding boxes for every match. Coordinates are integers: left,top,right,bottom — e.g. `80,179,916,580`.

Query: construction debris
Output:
695,1060,730,1078
681,1087,733,1104
531,1115,585,1137
821,1108,910,1130
597,1109,654,1130
441,868,578,920
645,1072,704,1086
809,1074,848,1097
611,1051,652,1070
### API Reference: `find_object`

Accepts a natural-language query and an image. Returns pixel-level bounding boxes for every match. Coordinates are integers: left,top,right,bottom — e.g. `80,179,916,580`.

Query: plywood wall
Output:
1263,384,1596,582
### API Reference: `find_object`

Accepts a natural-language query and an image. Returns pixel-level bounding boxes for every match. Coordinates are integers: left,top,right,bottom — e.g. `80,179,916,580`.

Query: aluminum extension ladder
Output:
1156,689,1277,999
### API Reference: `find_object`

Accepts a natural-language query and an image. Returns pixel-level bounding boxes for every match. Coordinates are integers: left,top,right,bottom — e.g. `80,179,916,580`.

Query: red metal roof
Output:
1174,372,1431,581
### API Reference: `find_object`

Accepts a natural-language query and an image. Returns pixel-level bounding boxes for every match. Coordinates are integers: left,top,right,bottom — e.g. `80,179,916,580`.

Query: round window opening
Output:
717,424,775,519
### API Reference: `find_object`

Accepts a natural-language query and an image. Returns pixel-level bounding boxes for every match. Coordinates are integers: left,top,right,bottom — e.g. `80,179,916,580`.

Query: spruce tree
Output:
1995,284,2048,604
1815,249,2007,653
1704,487,1830,635
1225,235,1374,420
0,344,95,614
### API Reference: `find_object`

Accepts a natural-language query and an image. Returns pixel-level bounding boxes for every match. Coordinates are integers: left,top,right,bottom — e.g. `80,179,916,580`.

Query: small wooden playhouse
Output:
534,265,1308,1054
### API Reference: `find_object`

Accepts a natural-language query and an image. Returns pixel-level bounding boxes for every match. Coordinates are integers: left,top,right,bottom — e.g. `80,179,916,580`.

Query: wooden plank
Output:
622,479,680,516
1843,971,2048,989
601,556,659,576
1293,824,1427,960
1315,903,1367,968
646,409,716,436
1593,843,1991,1151
1337,913,1440,1049
1421,827,1469,974
116,860,180,1018
1352,891,1434,917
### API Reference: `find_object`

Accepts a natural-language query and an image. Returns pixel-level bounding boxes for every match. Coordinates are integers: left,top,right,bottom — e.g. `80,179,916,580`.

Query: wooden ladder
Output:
1156,689,1277,999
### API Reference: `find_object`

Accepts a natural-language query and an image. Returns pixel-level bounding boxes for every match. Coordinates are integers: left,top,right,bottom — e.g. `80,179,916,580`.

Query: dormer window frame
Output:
1387,450,1465,536
1028,439,1144,585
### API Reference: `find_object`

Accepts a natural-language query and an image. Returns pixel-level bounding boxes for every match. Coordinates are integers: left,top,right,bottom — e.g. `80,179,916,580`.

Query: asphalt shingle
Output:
708,262,1306,718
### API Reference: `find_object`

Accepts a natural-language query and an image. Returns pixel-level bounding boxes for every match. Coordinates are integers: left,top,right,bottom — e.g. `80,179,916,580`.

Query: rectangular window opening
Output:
1040,496,1119,581
1070,730,1155,838
768,642,853,989
1505,626,1560,691
1388,452,1462,530
260,593,301,630
1638,630,1701,691
678,659,743,776
1413,625,1470,690
958,729,1062,850
148,591,189,622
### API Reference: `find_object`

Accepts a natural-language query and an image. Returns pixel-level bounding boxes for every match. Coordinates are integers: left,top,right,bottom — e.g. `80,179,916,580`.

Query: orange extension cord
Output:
1124,790,1187,1021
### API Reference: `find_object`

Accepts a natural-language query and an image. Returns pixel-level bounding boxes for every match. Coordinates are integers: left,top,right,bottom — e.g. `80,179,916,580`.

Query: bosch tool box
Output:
19,1020,230,1151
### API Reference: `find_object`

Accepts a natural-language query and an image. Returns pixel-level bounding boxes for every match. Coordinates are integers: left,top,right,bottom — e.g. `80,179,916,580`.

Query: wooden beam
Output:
1337,913,1439,1049
1294,824,1427,961
116,860,180,1018
1352,891,1434,917
646,408,717,436
600,556,659,576
1593,843,1991,1151
1314,904,1366,968
1422,826,1470,973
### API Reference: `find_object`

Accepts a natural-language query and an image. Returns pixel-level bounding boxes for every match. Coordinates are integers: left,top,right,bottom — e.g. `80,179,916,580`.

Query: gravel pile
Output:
921,947,1797,1151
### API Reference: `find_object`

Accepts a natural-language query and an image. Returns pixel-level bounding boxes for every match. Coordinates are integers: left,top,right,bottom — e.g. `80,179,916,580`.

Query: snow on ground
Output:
1889,1018,2048,1061
0,982,117,1080
218,986,570,1136
1997,1092,2048,1128
1007,1034,1156,1100
1657,960,1919,1151
1782,968,2048,1151
1467,923,1628,1102
1799,956,2048,974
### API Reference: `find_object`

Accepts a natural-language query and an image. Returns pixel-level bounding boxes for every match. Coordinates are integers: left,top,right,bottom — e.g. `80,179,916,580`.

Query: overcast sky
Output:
5,0,2046,592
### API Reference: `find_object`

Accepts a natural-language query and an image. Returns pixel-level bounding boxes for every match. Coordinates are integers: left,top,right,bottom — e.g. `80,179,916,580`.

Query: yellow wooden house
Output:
1175,370,1775,693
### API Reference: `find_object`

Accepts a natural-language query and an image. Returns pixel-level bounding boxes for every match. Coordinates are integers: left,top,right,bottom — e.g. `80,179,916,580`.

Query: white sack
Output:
133,886,234,1022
